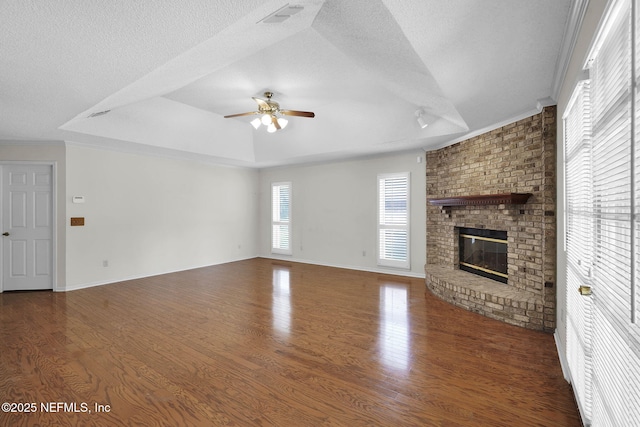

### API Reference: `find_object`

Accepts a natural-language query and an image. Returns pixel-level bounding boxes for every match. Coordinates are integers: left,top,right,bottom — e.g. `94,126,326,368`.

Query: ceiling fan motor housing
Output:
223,91,315,121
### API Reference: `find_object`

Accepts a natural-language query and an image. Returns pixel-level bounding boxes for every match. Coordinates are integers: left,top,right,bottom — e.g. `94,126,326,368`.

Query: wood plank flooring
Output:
0,258,581,426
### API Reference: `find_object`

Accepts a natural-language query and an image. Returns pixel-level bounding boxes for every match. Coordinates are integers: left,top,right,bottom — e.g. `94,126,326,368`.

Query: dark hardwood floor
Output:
0,258,581,426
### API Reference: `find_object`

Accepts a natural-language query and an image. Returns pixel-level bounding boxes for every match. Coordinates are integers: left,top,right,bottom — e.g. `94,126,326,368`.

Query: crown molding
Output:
0,139,65,146
423,99,555,152
551,0,590,100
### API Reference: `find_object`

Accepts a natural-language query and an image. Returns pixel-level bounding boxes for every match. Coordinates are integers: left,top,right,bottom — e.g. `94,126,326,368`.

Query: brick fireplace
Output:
425,106,556,331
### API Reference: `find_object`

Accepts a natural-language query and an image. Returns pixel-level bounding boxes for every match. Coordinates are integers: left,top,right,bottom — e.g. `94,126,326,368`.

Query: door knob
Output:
578,285,592,296
2,232,9,236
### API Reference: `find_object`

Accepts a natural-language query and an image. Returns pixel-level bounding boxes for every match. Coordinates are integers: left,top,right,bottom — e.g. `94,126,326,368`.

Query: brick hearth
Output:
425,265,544,328
425,106,556,331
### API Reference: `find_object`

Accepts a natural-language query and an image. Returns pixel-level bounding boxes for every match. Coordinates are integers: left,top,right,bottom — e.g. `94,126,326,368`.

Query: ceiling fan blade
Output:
280,110,315,118
252,97,270,110
272,115,281,130
223,111,258,118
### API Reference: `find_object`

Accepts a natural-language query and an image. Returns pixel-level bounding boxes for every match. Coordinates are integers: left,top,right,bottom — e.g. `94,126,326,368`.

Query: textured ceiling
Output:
0,0,572,168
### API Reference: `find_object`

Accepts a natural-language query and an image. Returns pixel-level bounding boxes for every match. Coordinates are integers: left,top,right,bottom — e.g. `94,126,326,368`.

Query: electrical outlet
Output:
103,260,109,267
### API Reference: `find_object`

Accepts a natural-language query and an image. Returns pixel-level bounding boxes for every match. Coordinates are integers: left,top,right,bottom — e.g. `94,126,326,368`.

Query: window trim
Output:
271,181,292,255
377,172,410,269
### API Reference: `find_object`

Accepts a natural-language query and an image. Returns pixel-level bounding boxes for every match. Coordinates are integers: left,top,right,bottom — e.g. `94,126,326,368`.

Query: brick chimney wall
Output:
426,106,557,331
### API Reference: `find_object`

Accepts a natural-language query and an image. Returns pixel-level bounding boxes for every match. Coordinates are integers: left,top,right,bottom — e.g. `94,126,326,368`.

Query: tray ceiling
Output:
0,0,572,167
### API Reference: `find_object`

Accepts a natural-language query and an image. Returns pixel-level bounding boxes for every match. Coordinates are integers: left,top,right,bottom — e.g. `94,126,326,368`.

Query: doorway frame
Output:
0,161,58,293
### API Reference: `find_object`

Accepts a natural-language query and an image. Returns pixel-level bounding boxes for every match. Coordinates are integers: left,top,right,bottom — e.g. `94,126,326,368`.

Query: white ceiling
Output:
0,0,572,168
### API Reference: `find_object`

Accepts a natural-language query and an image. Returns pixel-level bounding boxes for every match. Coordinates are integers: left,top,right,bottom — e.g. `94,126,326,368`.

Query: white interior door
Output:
1,164,53,291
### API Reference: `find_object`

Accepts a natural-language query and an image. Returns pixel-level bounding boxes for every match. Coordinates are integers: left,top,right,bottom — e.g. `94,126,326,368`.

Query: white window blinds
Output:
632,2,640,425
563,0,640,425
272,182,291,255
589,2,635,425
564,79,594,422
635,0,640,338
378,173,410,269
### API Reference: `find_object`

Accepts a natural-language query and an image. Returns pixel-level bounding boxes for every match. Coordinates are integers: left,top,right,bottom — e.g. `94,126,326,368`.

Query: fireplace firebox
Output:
458,228,507,283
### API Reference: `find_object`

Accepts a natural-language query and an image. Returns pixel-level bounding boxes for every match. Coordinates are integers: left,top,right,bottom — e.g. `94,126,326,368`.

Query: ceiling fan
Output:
224,91,315,132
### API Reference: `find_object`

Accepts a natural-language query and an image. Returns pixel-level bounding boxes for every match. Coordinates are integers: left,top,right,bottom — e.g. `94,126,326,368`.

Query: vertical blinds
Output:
272,182,291,255
378,173,410,269
564,0,640,425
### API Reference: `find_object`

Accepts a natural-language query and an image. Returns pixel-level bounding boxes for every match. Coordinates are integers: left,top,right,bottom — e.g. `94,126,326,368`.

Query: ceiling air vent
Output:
259,4,304,24
87,110,111,118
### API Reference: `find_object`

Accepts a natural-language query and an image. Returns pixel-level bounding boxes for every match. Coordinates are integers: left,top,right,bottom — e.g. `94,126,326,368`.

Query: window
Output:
563,0,639,425
563,78,594,422
272,182,291,255
377,173,410,269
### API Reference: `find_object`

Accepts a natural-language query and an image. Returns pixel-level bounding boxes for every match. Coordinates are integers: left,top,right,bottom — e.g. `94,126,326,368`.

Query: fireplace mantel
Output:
428,193,532,207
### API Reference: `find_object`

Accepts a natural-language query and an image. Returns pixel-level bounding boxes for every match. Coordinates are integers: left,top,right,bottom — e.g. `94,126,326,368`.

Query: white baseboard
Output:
60,255,425,292
61,256,257,292
261,255,426,279
554,329,571,382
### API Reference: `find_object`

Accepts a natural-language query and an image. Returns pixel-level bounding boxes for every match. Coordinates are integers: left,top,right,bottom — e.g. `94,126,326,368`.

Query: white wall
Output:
0,141,67,290
65,144,259,289
555,0,607,362
258,151,426,278
2,141,423,290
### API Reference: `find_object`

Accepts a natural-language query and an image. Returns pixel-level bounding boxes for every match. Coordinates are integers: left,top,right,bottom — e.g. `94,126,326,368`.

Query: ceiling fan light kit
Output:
276,117,288,129
224,91,314,133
